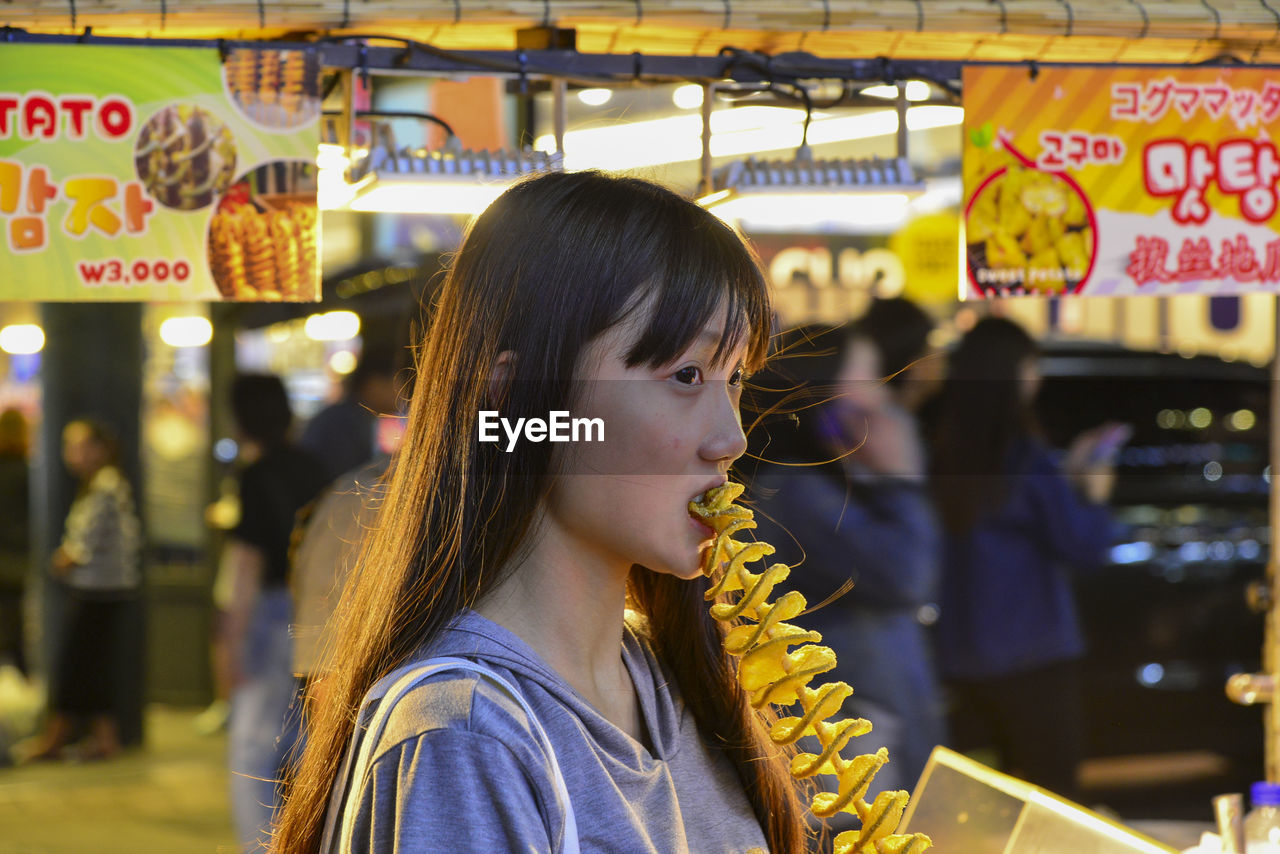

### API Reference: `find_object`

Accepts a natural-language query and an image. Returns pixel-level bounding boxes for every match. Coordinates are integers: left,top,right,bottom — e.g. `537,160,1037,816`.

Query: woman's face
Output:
833,336,888,413
62,423,105,479
1018,354,1042,403
542,303,750,581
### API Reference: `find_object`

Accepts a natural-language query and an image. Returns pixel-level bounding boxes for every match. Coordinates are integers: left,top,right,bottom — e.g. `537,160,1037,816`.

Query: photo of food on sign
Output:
965,126,1097,295
207,160,318,301
133,104,237,211
222,47,322,129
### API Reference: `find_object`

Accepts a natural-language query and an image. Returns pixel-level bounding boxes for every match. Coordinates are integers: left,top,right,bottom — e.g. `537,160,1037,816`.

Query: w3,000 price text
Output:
77,258,192,287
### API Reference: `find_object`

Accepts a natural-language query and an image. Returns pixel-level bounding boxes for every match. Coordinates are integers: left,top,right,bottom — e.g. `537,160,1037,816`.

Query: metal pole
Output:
699,82,714,198
1268,296,1280,782
338,69,355,180
896,82,909,162
552,78,567,155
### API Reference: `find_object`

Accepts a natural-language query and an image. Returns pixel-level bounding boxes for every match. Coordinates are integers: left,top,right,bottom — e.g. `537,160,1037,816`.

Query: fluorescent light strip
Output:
702,177,960,233
534,106,963,172
709,192,911,232
347,179,512,215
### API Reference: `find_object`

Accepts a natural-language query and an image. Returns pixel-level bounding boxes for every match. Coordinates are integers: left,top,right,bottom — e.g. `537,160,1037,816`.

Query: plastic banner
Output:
963,65,1280,298
0,43,321,301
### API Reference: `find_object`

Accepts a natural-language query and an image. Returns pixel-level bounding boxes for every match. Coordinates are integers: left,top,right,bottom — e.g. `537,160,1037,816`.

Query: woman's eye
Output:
674,366,703,386
728,367,744,387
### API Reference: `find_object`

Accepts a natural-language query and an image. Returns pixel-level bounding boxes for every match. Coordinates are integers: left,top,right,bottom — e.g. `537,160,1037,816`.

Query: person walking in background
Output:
16,419,141,762
743,304,945,809
299,343,400,484
219,374,328,851
0,409,31,676
291,324,414,700
930,316,1117,801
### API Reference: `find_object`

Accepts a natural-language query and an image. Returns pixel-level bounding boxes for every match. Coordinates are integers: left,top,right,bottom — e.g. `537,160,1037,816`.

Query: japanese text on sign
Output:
1111,79,1280,129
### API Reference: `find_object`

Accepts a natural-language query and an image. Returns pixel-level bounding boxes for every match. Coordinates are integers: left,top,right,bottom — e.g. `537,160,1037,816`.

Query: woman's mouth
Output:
690,514,716,548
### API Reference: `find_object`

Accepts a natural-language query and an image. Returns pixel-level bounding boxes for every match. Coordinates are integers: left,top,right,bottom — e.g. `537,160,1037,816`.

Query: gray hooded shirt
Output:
333,609,770,853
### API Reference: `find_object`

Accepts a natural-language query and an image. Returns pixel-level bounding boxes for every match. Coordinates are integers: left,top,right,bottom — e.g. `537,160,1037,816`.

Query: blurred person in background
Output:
219,374,328,850
930,316,1117,801
743,298,946,812
16,419,140,762
0,408,31,676
852,297,946,418
300,343,400,484
290,333,414,705
289,457,389,711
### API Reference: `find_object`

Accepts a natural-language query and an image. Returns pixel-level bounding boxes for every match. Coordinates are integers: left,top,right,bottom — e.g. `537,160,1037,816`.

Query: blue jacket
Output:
935,439,1115,681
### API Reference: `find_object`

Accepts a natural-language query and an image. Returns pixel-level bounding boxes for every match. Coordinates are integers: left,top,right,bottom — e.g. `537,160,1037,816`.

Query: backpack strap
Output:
321,656,580,854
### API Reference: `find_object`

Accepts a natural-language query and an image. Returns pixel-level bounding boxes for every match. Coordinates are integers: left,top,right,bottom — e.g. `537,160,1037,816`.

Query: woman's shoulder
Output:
364,611,569,755
363,658,546,771
84,466,133,503
623,608,652,641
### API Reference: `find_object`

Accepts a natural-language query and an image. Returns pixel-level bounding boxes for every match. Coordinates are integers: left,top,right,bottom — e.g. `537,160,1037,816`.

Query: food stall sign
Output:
0,43,321,301
962,65,1280,299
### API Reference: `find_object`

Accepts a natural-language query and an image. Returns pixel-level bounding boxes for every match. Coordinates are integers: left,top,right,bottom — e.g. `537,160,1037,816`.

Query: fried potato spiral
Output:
690,482,932,854
208,203,316,301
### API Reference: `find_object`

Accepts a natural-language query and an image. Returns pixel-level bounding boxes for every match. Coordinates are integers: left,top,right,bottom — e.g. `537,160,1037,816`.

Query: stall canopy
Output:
5,0,1280,64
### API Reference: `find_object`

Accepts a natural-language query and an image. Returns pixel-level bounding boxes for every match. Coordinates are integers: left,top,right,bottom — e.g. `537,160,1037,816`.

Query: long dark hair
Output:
230,373,293,448
930,316,1040,533
746,300,934,475
741,323,847,482
850,297,934,391
273,171,808,853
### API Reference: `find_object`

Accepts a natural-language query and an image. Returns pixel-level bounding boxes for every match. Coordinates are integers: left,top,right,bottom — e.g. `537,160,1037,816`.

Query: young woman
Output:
274,171,810,853
930,316,1116,801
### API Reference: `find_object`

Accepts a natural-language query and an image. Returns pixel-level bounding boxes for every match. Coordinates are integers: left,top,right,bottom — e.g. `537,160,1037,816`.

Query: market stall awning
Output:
5,0,1280,64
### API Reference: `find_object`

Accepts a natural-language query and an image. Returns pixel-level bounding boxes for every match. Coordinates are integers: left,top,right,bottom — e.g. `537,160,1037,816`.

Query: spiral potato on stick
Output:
690,482,932,854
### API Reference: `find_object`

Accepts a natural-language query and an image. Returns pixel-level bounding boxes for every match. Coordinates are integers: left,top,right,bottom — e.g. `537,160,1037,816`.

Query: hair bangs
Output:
622,215,771,374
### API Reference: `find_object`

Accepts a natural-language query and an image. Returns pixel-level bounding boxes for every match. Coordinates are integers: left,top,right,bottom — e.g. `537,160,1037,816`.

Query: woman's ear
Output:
488,350,517,407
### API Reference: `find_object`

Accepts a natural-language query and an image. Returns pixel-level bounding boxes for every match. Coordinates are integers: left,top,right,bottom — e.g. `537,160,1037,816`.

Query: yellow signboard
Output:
963,65,1280,298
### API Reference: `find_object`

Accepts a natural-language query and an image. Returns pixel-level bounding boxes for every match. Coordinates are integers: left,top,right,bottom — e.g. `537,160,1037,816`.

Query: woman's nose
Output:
701,391,748,464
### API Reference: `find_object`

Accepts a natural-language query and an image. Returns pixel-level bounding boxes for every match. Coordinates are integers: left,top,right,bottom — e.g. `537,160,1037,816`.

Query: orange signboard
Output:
963,65,1280,298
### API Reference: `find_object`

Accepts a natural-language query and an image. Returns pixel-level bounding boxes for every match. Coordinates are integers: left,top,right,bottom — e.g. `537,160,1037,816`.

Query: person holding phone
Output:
930,317,1117,801
742,303,946,810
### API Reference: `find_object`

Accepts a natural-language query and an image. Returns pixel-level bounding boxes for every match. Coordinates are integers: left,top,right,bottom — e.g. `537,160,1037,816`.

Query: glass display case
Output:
901,747,1179,853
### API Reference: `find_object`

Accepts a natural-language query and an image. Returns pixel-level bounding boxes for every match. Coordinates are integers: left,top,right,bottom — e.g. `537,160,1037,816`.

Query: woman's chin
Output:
678,555,708,581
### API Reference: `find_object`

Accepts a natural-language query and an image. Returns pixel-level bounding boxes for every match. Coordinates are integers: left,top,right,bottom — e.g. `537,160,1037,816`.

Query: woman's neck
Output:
78,461,107,483
475,520,642,737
